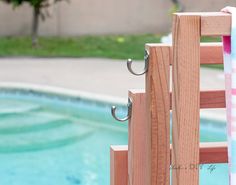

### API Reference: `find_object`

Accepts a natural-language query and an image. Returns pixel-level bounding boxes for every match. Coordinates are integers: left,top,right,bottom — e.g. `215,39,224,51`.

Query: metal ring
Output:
127,49,149,76
111,98,132,122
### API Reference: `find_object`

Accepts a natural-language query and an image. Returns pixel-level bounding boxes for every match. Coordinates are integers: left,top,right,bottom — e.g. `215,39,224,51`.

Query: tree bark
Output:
32,6,40,47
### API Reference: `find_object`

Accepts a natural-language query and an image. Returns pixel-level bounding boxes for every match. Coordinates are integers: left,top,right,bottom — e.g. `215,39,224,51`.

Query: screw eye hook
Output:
111,98,132,122
127,50,149,76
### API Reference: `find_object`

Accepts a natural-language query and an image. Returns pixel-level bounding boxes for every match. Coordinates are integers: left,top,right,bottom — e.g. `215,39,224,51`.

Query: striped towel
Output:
222,6,236,184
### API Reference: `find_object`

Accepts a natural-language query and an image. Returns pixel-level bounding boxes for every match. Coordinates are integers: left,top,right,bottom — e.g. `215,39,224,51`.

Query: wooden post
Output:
110,145,128,185
172,14,201,185
146,44,171,185
128,90,149,185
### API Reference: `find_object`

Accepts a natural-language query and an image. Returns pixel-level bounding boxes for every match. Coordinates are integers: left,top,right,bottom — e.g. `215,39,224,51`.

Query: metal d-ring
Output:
127,49,149,76
111,98,132,122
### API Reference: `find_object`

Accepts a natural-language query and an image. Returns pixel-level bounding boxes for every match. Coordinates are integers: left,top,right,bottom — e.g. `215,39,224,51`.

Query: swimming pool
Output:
0,88,228,185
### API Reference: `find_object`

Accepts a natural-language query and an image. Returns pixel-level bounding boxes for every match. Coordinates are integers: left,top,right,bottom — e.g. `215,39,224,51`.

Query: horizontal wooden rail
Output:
111,142,227,165
174,12,231,36
135,90,225,109
146,43,223,65
197,142,228,164
171,142,228,163
200,43,223,65
111,143,227,185
170,142,227,164
199,90,225,108
201,12,231,36
171,90,226,109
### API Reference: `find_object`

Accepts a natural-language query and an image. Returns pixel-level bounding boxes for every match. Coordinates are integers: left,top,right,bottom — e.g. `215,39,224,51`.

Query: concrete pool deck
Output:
0,57,226,121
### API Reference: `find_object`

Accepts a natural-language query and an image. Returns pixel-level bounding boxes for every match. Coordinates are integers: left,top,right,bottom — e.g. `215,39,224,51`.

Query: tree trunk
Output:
32,6,40,47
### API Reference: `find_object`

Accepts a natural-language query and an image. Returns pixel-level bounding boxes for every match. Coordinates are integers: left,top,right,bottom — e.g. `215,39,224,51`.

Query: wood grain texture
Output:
200,12,231,36
145,46,171,185
170,142,228,164
174,12,231,36
128,90,149,185
111,142,228,185
198,142,228,164
170,90,226,109
112,142,227,168
199,43,223,64
172,14,200,185
146,43,223,65
199,90,225,108
110,145,128,185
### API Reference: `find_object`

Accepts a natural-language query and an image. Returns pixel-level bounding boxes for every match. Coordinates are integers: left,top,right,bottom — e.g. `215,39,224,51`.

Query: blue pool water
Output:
0,89,229,185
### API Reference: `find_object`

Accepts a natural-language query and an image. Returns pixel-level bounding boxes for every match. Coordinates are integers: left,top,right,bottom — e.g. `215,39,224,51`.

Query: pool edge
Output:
0,82,226,124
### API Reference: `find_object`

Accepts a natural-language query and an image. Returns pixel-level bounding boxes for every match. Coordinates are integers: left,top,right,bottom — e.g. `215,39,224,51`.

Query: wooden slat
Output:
113,142,228,171
171,142,228,164
198,142,228,164
199,90,225,108
174,12,231,36
111,143,228,185
146,43,223,65
171,90,226,109
172,14,200,185
200,12,231,36
128,90,149,185
125,89,225,111
110,145,128,185
145,45,171,184
199,43,223,64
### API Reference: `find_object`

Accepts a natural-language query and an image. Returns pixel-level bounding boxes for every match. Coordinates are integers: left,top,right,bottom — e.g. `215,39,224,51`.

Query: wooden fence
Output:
111,12,230,185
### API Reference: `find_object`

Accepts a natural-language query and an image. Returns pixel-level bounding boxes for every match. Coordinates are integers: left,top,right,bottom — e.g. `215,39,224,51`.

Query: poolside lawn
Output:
0,35,223,69
0,35,220,58
0,35,162,59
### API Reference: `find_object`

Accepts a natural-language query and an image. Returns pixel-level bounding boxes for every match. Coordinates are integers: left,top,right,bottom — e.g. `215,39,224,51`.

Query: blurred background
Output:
0,0,236,36
0,1,234,185
0,0,235,59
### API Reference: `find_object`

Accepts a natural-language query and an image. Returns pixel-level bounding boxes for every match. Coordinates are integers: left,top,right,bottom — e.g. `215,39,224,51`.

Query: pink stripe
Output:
232,89,236,94
232,104,236,108
223,36,231,53
232,126,236,132
231,117,236,122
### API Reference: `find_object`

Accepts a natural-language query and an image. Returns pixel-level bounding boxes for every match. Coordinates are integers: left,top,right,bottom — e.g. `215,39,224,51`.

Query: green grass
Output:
0,35,161,59
0,35,224,70
201,36,223,70
201,36,221,42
